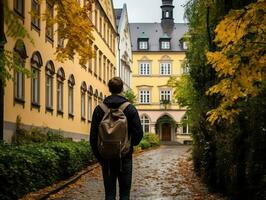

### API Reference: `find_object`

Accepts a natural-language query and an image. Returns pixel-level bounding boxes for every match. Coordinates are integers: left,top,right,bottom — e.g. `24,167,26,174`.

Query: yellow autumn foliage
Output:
206,1,266,124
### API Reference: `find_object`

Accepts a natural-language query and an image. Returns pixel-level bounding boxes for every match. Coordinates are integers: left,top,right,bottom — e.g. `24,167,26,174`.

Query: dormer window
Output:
183,41,188,50
160,37,171,50
138,32,149,50
138,39,149,50
161,40,170,49
180,38,188,50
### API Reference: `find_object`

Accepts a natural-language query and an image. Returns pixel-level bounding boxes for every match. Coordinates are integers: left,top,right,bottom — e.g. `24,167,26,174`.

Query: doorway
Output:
161,123,171,141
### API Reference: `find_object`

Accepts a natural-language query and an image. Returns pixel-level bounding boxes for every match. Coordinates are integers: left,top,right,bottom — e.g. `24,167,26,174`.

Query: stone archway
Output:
156,114,176,142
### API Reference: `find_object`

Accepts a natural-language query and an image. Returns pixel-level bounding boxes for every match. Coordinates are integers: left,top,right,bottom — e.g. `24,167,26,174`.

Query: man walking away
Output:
90,77,143,200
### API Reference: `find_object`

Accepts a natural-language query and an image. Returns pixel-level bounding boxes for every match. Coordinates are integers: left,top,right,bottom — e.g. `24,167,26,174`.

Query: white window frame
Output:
31,68,40,105
68,86,74,115
160,62,171,75
139,62,151,75
161,41,170,49
139,90,151,104
81,92,86,119
160,90,171,102
141,115,150,133
87,95,92,121
139,41,148,50
57,81,63,112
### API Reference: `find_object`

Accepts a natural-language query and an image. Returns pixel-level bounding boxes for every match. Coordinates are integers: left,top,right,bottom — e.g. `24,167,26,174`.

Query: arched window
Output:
81,81,87,120
14,40,27,103
68,74,75,117
94,89,98,107
57,67,65,114
87,85,93,121
99,92,103,104
31,51,42,107
141,115,150,133
45,61,55,110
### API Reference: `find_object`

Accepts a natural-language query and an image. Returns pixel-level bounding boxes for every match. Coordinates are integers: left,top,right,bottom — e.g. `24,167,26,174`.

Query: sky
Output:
113,0,188,23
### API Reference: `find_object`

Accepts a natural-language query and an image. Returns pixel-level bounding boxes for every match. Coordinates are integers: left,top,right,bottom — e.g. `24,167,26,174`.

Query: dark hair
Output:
108,77,123,94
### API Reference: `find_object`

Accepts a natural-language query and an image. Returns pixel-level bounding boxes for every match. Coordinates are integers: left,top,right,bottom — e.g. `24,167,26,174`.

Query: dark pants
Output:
101,157,132,200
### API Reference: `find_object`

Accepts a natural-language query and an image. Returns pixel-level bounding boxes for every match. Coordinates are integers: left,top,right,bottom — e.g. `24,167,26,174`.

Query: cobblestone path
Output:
49,145,225,200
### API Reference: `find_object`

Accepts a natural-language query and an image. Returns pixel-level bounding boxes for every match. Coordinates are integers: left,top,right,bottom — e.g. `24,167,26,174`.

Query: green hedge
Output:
0,141,96,200
138,133,160,150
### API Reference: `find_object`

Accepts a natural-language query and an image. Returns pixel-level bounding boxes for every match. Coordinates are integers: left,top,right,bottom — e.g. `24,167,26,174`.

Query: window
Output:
45,61,55,110
57,25,64,48
98,52,102,80
94,89,98,107
139,41,148,50
14,0,24,17
141,115,150,133
161,41,170,49
81,82,87,120
99,17,102,35
94,10,98,29
31,0,40,29
165,11,169,18
139,90,150,104
13,40,27,102
107,60,110,81
94,46,98,76
31,52,42,106
88,86,93,121
103,56,106,83
160,63,171,75
182,115,189,134
99,92,103,104
139,63,150,75
160,90,171,102
57,68,65,114
68,75,75,117
183,41,188,50
46,1,54,41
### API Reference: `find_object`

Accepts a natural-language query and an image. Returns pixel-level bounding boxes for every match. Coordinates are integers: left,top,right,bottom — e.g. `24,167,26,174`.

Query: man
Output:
90,77,143,200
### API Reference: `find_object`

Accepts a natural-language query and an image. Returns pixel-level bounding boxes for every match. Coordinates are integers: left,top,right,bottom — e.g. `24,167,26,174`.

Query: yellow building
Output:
130,0,191,143
3,0,117,142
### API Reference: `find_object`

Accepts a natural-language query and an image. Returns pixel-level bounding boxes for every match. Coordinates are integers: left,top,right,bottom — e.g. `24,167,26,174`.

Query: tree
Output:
123,89,137,105
206,1,266,124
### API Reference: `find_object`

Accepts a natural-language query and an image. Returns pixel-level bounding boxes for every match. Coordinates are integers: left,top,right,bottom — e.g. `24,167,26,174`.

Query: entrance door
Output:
161,123,171,141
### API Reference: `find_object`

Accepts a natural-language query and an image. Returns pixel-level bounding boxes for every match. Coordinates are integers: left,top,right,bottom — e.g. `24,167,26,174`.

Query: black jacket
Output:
89,94,143,163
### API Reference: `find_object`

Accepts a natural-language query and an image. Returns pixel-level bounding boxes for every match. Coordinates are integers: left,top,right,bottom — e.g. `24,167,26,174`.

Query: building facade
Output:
130,0,191,143
3,0,117,142
115,4,132,90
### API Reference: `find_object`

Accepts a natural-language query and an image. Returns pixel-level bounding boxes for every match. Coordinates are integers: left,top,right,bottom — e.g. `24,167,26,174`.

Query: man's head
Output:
108,77,124,94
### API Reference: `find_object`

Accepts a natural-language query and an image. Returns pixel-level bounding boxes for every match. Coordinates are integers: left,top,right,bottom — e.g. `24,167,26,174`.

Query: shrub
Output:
143,133,160,147
0,141,96,200
139,139,151,149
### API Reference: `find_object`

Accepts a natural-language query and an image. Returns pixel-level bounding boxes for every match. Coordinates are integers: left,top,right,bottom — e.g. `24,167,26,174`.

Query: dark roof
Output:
129,23,188,52
114,9,123,29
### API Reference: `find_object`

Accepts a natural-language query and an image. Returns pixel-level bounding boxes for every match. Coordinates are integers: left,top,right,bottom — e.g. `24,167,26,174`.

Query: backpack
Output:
98,102,131,159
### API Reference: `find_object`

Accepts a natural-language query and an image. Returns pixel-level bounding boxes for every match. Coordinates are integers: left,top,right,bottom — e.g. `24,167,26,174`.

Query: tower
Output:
161,0,175,33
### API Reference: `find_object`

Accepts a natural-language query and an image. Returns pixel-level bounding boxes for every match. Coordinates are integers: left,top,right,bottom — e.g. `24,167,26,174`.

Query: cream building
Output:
130,0,191,143
115,4,132,90
3,0,117,142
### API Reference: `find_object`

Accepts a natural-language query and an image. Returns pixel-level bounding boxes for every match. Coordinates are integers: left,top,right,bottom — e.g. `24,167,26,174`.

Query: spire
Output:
161,0,174,33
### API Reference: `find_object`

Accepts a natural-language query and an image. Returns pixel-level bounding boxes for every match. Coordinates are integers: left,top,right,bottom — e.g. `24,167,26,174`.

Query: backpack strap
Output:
99,103,109,113
119,102,130,111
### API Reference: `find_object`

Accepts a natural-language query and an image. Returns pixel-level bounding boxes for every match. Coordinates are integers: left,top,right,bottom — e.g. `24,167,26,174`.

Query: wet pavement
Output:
48,145,223,200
